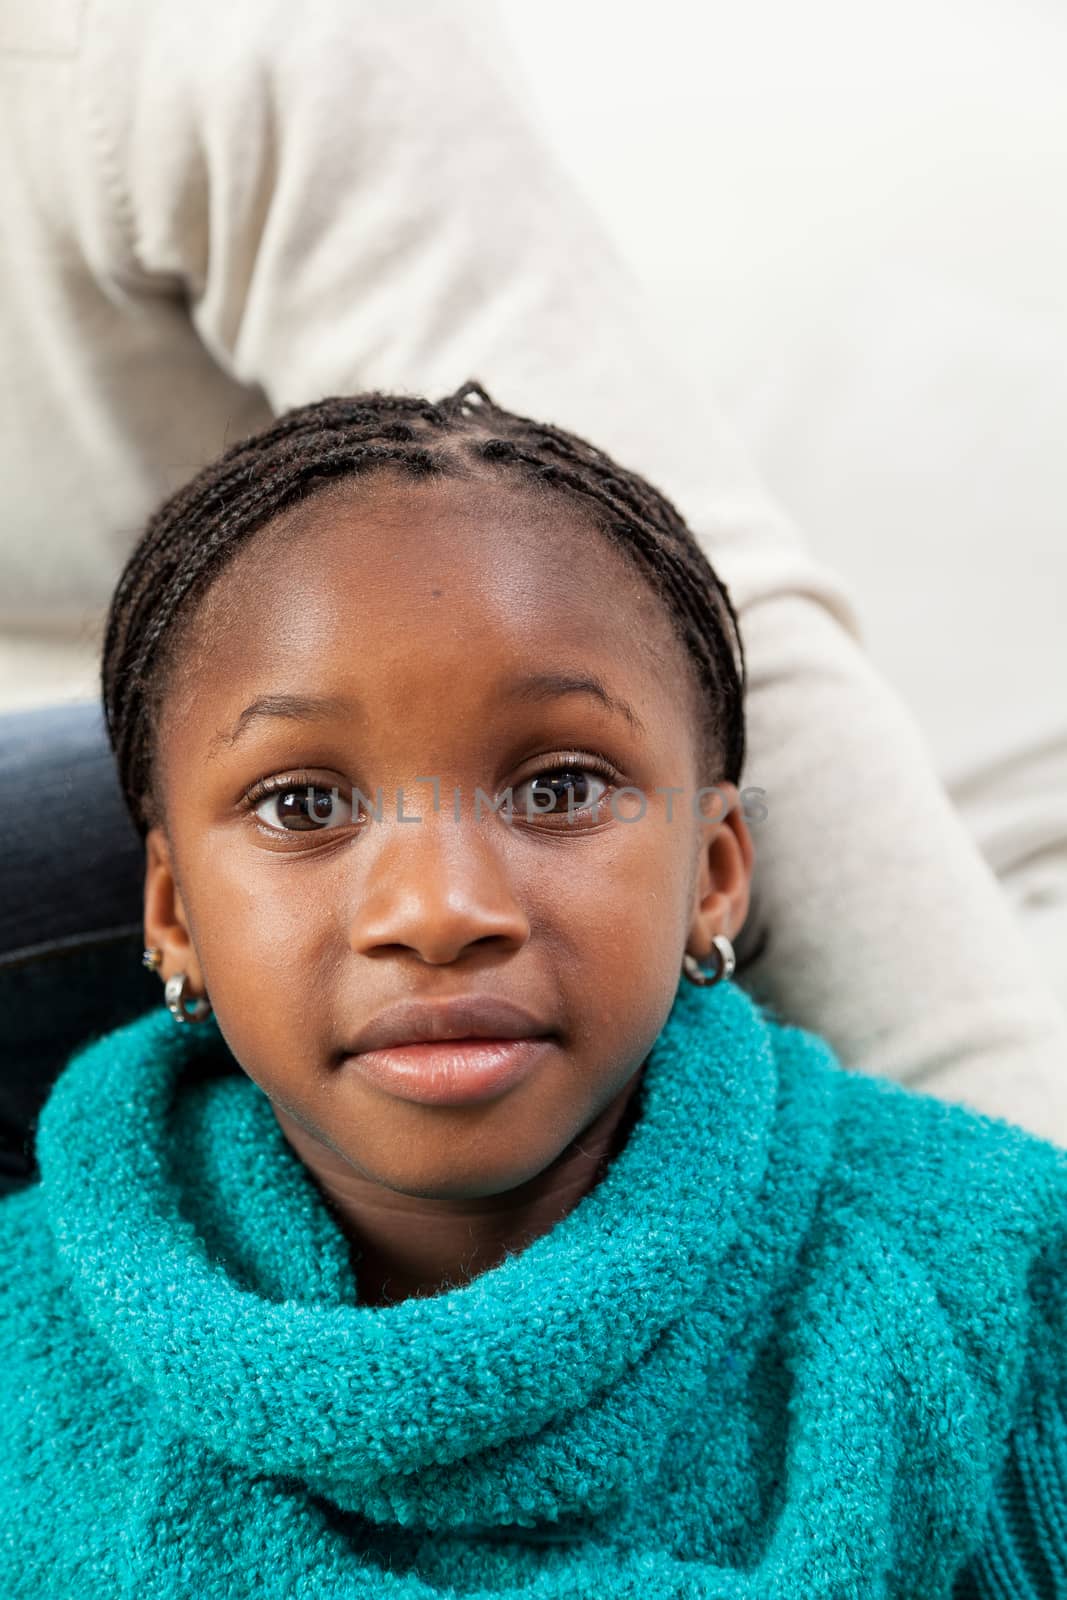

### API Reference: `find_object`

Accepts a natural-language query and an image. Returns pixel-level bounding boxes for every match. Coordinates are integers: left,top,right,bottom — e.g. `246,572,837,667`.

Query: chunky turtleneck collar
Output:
37,978,831,1534
19,975,1067,1596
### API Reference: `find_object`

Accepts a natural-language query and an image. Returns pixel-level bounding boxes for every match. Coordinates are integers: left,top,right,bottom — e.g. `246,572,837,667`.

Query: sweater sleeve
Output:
949,1210,1067,1599
953,1399,1067,1598
76,0,1067,1140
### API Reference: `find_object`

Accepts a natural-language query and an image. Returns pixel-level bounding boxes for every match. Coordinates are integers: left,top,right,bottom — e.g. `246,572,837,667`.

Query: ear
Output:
685,782,755,964
143,826,203,988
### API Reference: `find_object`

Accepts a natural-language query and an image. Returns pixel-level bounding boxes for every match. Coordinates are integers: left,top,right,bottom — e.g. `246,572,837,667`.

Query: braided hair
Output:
101,379,746,839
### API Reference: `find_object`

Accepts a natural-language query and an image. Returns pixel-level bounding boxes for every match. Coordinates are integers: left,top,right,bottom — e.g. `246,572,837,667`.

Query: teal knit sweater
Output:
2,977,1066,1598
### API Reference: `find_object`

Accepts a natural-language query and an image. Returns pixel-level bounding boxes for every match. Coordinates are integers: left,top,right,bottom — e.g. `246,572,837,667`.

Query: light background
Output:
494,0,1067,822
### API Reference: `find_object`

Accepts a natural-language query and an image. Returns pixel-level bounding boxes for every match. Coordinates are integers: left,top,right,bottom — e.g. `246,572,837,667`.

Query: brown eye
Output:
511,766,609,820
252,783,352,833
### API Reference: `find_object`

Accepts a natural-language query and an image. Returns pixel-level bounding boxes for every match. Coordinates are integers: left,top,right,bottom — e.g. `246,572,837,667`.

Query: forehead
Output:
162,471,692,740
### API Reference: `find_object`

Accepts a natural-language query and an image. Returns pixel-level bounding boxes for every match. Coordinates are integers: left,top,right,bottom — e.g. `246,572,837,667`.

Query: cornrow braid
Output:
101,379,746,838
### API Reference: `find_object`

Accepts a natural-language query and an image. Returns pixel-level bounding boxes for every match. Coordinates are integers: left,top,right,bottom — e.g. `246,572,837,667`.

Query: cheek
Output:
541,815,693,1057
590,808,693,945
194,842,338,971
180,854,338,1076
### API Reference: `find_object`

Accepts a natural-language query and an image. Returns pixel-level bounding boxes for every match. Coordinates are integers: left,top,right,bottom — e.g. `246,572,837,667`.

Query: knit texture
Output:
2,977,1066,1598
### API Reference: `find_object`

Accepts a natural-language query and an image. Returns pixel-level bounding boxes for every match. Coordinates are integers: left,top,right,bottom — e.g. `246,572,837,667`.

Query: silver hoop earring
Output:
164,973,213,1025
682,934,736,988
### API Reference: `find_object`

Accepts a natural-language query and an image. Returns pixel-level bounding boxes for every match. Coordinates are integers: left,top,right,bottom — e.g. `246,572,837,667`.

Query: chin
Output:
368,1145,561,1203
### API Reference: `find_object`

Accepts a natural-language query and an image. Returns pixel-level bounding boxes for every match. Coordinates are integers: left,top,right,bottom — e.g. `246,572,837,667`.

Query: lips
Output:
342,995,555,1056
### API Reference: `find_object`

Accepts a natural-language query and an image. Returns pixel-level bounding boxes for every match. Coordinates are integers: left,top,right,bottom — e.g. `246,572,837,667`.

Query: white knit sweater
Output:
1,0,1064,1138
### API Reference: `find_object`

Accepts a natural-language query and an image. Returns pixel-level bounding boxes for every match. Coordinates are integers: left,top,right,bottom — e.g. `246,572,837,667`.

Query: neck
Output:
271,1067,647,1307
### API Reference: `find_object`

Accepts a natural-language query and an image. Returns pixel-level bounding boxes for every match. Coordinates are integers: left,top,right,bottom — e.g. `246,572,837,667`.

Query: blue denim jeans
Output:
0,702,158,1193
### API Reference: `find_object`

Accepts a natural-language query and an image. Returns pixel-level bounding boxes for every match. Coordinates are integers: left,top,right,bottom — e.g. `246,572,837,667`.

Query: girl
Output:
1,381,1064,1598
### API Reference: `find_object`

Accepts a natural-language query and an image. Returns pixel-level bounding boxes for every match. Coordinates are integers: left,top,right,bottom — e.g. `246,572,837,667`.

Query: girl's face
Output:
145,473,752,1201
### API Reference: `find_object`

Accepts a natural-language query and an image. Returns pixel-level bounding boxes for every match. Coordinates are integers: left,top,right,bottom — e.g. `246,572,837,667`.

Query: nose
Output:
348,813,531,967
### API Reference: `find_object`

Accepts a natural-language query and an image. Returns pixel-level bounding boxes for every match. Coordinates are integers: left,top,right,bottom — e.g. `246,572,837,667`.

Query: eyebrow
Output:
498,670,647,736
207,693,353,759
209,670,646,758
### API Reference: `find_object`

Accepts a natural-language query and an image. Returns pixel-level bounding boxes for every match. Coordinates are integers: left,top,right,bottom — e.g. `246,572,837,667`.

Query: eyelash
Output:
242,769,319,810
239,753,623,832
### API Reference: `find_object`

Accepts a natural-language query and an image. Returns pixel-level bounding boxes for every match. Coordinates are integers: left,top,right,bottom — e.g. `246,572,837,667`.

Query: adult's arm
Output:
75,0,1067,1138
